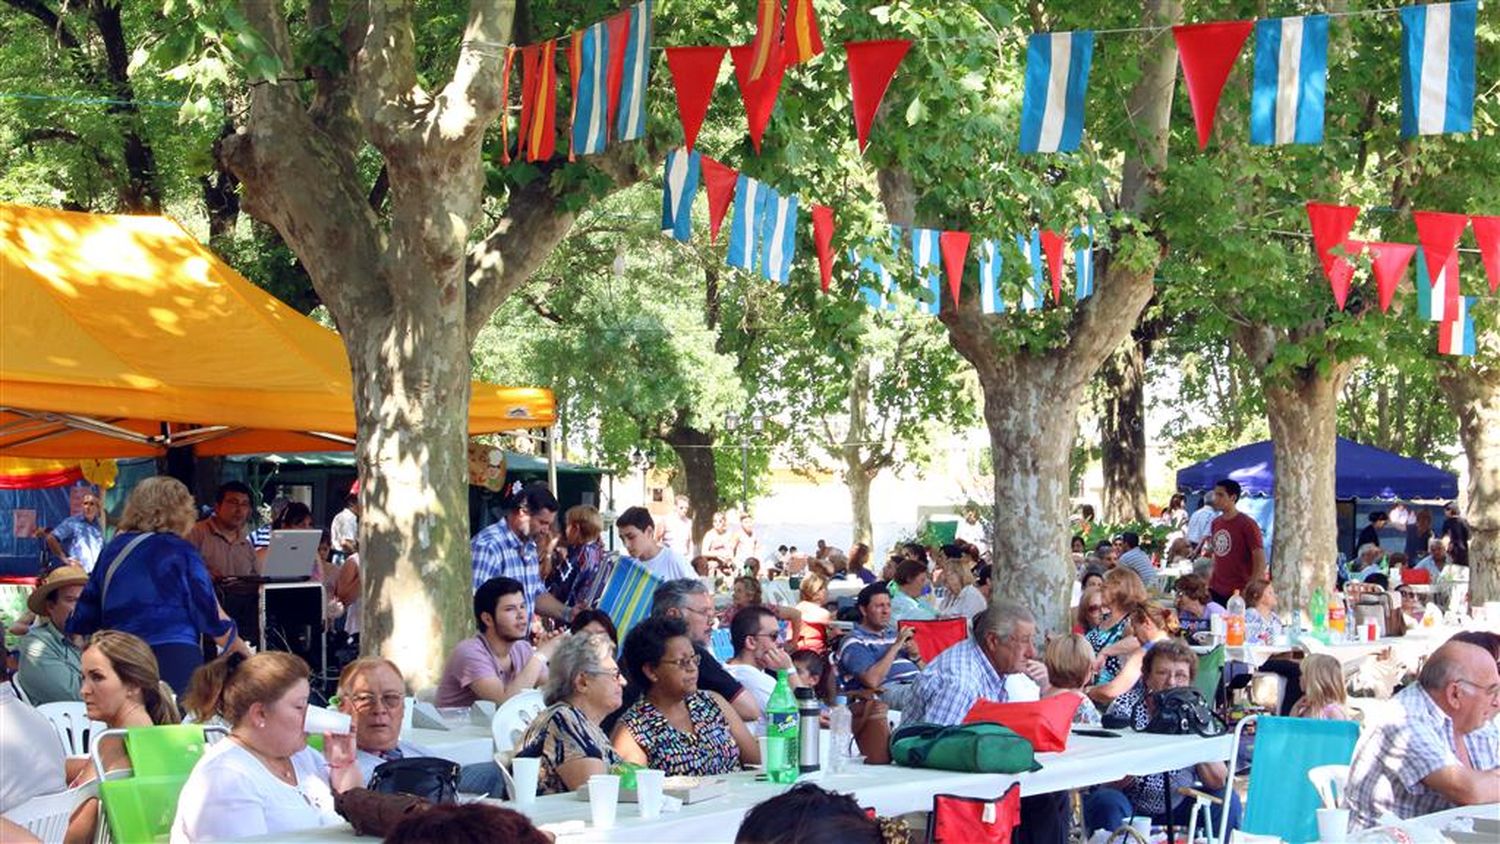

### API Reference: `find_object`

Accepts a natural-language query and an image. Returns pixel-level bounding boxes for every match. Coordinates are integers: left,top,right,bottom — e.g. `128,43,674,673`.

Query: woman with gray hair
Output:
512,633,625,795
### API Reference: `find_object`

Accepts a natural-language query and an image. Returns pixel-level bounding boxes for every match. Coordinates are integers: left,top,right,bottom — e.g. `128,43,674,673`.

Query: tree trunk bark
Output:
845,457,874,549
843,358,875,547
1099,340,1151,523
664,422,720,550
1438,356,1500,605
1263,366,1348,615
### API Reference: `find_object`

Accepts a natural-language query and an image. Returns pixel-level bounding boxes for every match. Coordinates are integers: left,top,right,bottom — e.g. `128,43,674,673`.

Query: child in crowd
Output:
791,648,830,705
1288,653,1353,721
1043,633,1102,725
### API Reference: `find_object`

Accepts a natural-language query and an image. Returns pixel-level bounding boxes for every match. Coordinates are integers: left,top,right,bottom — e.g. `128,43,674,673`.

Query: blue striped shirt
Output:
470,519,542,619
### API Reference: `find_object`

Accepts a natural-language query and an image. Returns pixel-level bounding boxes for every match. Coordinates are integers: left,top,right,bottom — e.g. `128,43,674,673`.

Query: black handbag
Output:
367,757,460,804
1141,687,1226,737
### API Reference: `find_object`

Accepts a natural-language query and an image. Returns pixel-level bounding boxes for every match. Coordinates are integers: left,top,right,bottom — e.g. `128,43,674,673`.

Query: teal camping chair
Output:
1218,715,1359,844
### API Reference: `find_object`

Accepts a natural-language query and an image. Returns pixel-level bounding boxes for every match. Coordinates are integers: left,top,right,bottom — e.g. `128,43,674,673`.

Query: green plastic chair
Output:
98,774,191,844
90,725,228,843
1194,645,1227,710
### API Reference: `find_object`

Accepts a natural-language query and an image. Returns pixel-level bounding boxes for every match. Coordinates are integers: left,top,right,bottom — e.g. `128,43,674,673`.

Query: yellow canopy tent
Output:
0,204,554,458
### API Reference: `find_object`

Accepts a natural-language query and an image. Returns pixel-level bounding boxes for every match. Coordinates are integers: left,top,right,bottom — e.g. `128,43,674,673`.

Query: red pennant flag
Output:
1039,230,1066,303
730,42,788,152
665,47,726,150
604,10,632,137
1306,202,1361,308
700,156,739,243
812,204,836,293
1357,241,1417,314
845,40,911,153
1172,21,1253,150
498,46,517,165
1413,211,1470,287
939,231,970,306
748,0,782,81
1472,215,1500,293
519,41,559,162
783,0,825,64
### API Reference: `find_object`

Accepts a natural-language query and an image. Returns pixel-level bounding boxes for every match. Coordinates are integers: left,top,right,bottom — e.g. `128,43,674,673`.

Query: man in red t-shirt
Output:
1206,479,1268,605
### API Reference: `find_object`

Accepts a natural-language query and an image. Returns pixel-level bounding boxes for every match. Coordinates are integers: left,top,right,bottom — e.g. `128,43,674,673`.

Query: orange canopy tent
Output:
0,204,554,459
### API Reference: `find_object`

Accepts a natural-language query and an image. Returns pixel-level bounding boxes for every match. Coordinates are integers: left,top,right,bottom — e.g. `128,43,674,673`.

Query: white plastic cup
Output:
756,735,769,768
1316,807,1350,842
1129,816,1151,838
588,774,621,829
635,769,666,819
510,756,541,805
1209,613,1227,642
303,705,352,735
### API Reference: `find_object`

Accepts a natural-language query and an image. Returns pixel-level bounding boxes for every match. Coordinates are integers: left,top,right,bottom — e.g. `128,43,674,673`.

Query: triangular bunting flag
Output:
1172,20,1254,149
518,41,559,162
1400,0,1477,137
615,0,654,142
1415,250,1460,322
1361,241,1417,314
1250,15,1329,146
700,157,739,243
939,231,970,307
811,204,835,293
845,40,912,153
660,148,701,243
1016,229,1045,311
978,239,1005,314
911,228,943,315
1039,229,1066,303
783,0,825,65
730,42,788,152
748,0,782,81
569,22,610,158
1073,224,1096,300
728,174,768,271
1438,295,1476,357
759,188,798,284
1471,215,1500,293
1413,210,1470,287
1019,31,1095,154
1306,202,1360,307
665,47,726,150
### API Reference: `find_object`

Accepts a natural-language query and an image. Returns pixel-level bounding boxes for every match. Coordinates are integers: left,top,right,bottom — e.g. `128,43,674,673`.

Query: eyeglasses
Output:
585,668,622,680
681,605,715,619
658,653,702,670
349,692,404,711
1455,679,1500,700
1085,604,1104,613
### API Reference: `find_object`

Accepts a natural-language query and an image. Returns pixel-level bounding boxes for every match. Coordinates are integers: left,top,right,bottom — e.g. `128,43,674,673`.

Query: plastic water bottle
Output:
765,669,799,784
828,695,853,774
796,686,820,774
1226,590,1247,647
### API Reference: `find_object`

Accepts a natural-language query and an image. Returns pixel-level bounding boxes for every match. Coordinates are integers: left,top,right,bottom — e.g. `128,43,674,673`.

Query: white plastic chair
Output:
4,781,97,842
490,689,546,760
1308,764,1350,809
36,701,107,756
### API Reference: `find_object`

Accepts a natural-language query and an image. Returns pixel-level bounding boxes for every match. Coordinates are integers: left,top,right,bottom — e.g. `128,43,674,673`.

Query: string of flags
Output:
1306,202,1498,357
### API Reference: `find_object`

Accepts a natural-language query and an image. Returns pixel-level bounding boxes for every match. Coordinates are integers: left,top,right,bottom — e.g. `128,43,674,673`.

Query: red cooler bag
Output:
961,695,1077,752
928,783,1022,844
897,617,969,663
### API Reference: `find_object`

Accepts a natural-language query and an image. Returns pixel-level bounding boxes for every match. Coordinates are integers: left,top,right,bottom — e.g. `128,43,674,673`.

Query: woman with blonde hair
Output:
68,476,250,694
1289,654,1352,721
793,573,833,653
936,559,986,620
1043,634,1102,725
1085,568,1147,684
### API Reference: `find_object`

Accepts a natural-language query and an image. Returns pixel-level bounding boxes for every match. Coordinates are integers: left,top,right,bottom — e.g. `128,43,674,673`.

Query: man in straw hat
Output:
16,566,89,704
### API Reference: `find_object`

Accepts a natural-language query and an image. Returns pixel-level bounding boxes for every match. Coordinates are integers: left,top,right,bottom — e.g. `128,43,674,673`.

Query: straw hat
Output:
28,566,90,615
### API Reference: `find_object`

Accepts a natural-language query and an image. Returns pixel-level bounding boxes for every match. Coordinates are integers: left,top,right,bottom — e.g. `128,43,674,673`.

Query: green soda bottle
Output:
765,669,800,784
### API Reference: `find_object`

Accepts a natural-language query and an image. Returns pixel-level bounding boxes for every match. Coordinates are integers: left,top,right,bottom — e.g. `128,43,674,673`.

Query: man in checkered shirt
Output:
1346,640,1500,830
470,482,573,627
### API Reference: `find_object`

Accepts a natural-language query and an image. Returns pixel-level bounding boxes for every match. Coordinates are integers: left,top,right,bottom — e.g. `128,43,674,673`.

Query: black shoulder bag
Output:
368,757,460,804
1141,687,1226,737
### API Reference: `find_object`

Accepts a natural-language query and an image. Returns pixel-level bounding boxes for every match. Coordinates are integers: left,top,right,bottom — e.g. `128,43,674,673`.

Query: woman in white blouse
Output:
936,559,987,620
172,651,360,842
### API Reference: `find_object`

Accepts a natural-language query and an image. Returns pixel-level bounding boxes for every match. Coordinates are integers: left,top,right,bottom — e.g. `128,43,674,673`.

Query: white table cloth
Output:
407,725,494,766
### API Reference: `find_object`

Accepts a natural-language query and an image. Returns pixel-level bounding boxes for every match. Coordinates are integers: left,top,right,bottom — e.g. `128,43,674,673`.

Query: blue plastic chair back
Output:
1243,716,1360,843
709,627,734,663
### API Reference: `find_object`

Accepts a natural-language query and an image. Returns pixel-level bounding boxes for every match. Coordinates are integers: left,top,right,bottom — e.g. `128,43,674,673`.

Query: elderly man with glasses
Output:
1347,640,1500,830
45,492,105,572
336,657,505,797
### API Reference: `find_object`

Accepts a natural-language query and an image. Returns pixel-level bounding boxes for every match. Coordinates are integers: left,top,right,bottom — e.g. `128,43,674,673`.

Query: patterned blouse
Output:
1103,682,1195,816
1085,616,1131,684
619,691,740,776
515,703,622,796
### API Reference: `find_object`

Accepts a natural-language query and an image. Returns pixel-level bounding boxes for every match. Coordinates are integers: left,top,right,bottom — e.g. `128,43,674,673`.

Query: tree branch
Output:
5,0,99,86
428,0,514,146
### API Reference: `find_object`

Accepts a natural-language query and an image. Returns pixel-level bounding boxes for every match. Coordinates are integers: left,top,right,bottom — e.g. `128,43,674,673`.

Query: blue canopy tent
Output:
1176,437,1458,558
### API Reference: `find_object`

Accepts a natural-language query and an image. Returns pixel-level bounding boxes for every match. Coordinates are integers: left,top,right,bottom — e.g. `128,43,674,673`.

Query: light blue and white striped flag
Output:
1018,31,1095,154
571,21,610,156
1400,0,1476,137
978,238,1005,314
727,174,768,271
1250,15,1328,146
1073,224,1096,300
660,147,700,242
1016,229,1045,311
852,248,890,310
758,189,799,284
911,228,943,315
615,0,654,142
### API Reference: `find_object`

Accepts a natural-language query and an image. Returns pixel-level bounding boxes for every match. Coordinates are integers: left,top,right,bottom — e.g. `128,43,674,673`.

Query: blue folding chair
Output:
1217,715,1360,844
709,627,734,663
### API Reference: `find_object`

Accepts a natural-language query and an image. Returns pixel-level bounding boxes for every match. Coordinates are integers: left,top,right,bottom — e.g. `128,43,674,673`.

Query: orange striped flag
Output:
782,0,823,64
748,0,782,80
519,40,559,161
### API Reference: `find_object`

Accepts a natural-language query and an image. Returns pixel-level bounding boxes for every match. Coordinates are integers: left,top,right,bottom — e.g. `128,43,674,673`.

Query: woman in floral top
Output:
514,632,624,795
611,616,758,776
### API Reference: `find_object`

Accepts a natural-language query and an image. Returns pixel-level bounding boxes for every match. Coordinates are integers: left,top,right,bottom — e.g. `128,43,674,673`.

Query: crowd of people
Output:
2,475,1496,843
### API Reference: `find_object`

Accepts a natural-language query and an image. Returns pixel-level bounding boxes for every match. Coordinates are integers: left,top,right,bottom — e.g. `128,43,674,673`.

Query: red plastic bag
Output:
929,783,1021,844
897,617,969,663
962,695,1077,752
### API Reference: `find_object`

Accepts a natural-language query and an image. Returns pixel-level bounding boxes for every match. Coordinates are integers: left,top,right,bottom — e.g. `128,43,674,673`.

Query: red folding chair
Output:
927,783,1021,843
898,618,969,663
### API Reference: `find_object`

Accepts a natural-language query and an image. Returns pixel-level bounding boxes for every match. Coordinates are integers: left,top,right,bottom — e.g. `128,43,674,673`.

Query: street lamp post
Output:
724,412,764,510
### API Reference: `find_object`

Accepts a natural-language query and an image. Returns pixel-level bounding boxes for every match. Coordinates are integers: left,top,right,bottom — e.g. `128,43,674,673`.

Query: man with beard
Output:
471,482,573,625
437,576,561,707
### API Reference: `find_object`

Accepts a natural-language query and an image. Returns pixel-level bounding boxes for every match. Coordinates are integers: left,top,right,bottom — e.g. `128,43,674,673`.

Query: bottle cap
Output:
834,695,847,706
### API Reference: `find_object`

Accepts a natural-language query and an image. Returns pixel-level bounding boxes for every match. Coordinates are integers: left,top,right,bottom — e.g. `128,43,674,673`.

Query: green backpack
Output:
890,722,1042,774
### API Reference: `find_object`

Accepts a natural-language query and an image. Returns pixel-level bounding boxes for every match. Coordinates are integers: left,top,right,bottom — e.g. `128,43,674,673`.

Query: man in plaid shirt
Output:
470,483,573,626
1347,640,1500,830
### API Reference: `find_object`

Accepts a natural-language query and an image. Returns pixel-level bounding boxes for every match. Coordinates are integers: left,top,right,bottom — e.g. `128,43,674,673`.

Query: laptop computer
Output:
261,529,322,581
